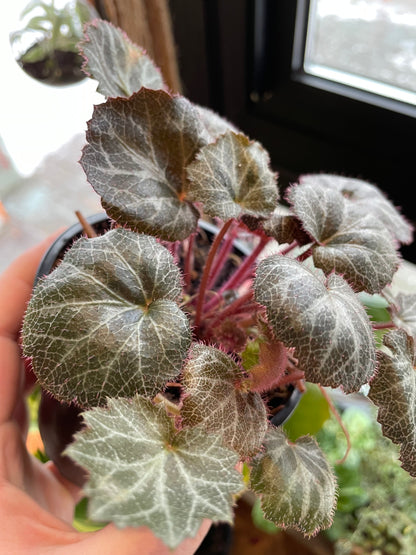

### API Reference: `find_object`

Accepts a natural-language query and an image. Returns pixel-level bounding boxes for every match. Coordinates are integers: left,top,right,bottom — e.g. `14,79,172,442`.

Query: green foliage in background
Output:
318,407,416,554
283,383,330,441
252,384,416,554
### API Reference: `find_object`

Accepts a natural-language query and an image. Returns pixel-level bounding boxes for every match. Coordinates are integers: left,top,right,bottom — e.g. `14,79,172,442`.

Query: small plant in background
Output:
10,0,97,85
21,19,416,549
319,407,416,554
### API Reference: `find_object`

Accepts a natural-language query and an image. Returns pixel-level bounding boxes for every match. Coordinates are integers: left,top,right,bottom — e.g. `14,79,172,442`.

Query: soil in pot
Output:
17,44,85,86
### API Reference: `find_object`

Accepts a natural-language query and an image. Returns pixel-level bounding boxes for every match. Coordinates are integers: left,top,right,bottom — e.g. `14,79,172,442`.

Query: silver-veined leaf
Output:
288,182,399,293
80,19,165,97
81,89,208,241
22,229,191,406
186,131,278,221
254,256,376,393
196,105,240,140
262,208,311,246
250,427,337,536
369,329,416,477
182,344,268,458
299,173,413,245
386,291,416,338
66,395,244,548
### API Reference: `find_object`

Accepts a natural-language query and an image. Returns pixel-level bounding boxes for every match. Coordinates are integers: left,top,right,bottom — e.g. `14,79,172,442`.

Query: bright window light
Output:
304,0,416,105
0,1,103,178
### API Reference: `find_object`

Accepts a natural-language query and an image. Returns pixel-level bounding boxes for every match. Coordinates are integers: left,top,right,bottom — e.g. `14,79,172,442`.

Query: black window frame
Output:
170,0,416,261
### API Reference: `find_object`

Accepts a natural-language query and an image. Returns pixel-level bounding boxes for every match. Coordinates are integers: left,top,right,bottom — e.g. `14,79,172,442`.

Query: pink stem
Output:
183,233,195,291
297,245,315,262
204,235,270,313
277,370,305,387
207,290,254,327
372,321,395,330
194,219,234,329
319,385,351,464
207,222,239,289
279,239,298,256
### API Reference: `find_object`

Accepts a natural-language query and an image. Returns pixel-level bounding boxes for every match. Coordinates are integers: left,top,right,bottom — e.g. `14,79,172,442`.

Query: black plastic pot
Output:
35,212,111,285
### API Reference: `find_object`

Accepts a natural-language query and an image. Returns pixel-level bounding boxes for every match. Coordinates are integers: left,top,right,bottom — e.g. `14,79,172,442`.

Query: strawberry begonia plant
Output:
22,19,416,549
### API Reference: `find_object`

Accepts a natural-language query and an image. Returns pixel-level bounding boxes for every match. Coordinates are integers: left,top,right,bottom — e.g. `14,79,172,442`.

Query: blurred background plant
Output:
10,0,97,85
319,406,416,555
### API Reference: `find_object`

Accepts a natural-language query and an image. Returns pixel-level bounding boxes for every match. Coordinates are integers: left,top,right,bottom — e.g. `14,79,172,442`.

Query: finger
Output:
76,519,212,555
0,231,64,339
0,231,64,424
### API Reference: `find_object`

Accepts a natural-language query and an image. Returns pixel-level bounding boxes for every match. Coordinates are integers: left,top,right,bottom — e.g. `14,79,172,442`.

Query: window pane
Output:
304,0,416,105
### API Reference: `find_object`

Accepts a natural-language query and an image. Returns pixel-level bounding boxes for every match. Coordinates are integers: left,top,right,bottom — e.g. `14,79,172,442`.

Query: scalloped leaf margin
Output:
250,427,337,536
186,131,278,221
369,329,416,477
181,343,268,458
80,89,208,241
22,229,191,406
287,181,399,294
66,395,244,548
254,255,377,393
79,19,166,97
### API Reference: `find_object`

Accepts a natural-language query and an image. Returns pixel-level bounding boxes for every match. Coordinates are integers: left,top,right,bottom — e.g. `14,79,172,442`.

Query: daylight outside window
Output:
304,0,416,106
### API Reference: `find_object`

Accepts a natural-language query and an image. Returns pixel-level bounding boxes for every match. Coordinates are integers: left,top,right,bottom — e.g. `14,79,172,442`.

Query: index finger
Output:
0,232,64,339
0,231,64,424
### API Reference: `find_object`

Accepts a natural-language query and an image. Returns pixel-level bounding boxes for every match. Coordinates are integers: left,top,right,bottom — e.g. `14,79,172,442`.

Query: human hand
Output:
0,235,210,554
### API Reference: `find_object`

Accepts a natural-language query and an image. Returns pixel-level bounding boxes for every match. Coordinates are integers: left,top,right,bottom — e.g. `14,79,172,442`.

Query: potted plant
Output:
21,19,416,550
10,0,97,85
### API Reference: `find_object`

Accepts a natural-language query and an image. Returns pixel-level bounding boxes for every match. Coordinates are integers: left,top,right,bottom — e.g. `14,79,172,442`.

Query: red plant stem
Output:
372,321,395,330
279,239,298,256
194,218,234,329
319,384,351,465
207,221,239,289
183,233,196,291
277,370,305,388
296,246,315,262
204,234,270,313
207,290,254,327
75,210,98,238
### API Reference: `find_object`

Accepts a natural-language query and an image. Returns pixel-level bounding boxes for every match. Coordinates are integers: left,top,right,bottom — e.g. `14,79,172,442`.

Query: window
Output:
303,0,416,107
170,0,416,261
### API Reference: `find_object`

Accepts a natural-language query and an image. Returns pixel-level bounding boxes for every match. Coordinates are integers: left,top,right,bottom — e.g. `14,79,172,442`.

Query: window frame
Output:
170,0,416,261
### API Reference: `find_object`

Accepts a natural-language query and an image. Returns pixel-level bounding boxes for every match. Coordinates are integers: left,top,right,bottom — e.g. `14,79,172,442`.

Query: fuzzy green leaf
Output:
288,182,399,294
22,229,191,406
66,396,244,548
250,427,337,536
369,329,416,477
186,131,278,221
80,20,165,97
254,256,376,393
182,344,268,458
299,173,413,245
81,89,208,241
